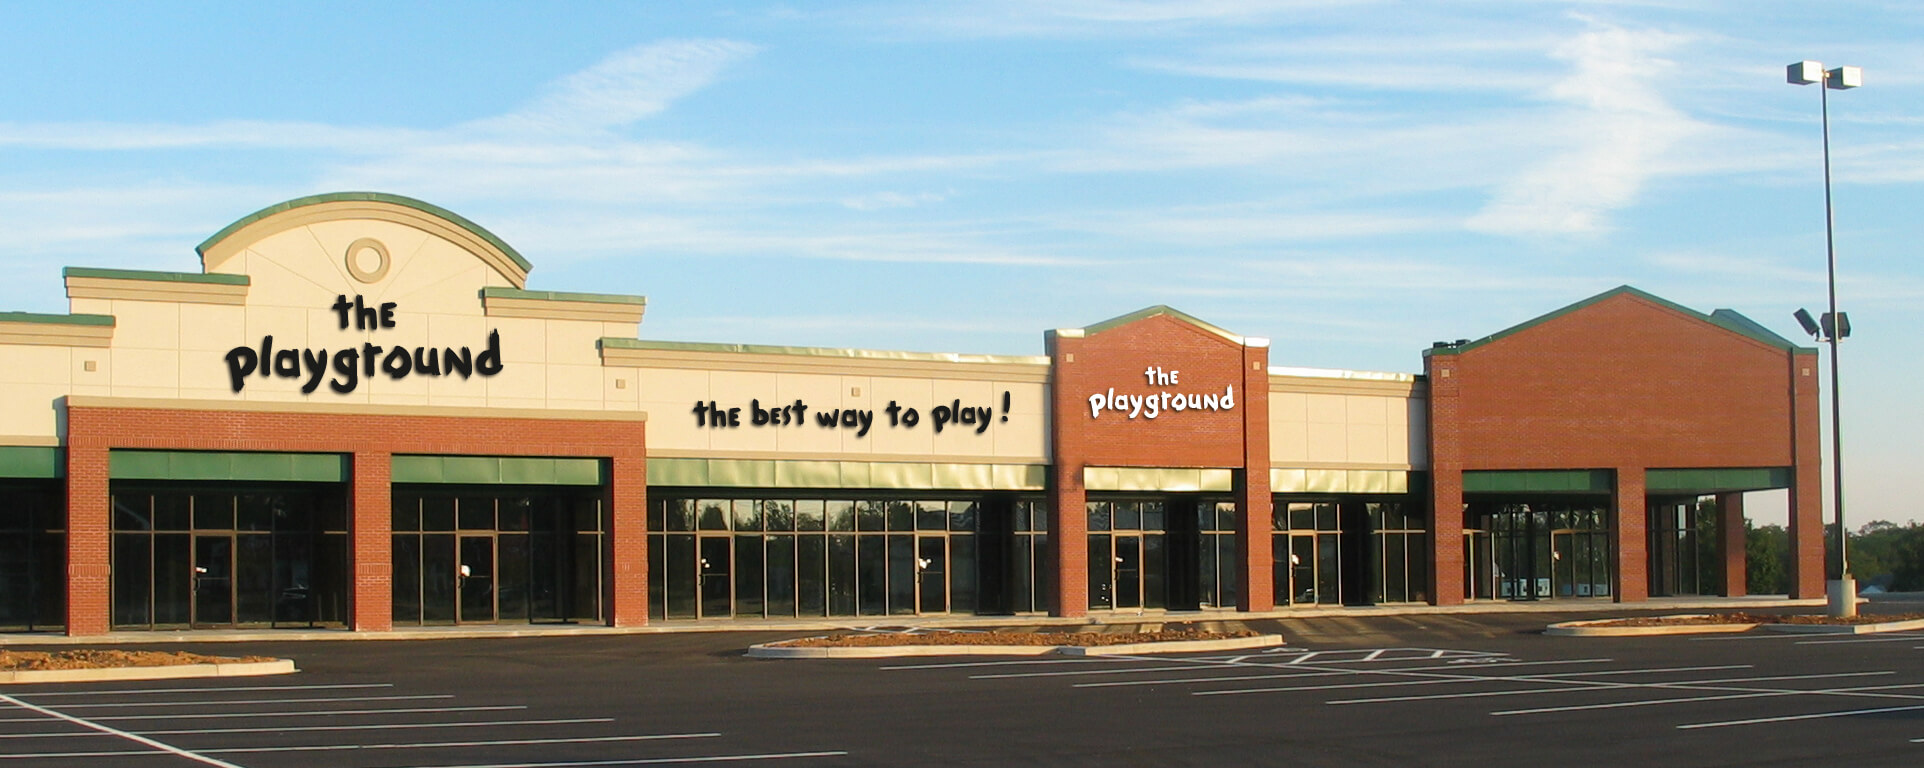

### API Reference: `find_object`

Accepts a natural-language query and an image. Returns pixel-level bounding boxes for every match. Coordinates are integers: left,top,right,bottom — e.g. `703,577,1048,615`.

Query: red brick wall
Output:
62,403,647,636
1717,491,1747,597
1048,313,1270,616
1427,291,1823,602
1788,351,1824,598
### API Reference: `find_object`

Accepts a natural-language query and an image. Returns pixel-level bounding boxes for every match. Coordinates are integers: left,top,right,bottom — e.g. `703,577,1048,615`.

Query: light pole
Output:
1786,60,1861,618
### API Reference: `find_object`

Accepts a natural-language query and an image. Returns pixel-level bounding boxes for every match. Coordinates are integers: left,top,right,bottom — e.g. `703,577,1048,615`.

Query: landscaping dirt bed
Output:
1589,612,1924,627
0,650,275,671
771,629,1260,648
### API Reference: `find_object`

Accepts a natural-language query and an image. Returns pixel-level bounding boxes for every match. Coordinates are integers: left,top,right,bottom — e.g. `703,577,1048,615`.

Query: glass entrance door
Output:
457,535,495,623
1113,534,1143,610
192,535,233,627
917,536,947,613
698,536,732,618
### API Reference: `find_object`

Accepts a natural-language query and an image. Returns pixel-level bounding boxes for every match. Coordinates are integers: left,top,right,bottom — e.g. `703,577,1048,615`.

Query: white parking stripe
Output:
0,704,524,723
1679,703,1924,729
1796,633,1924,646
1197,664,1765,698
1324,671,1891,705
882,658,1120,670
0,694,244,768
15,683,392,698
1493,682,1924,716
0,717,616,739
403,752,851,767
1074,658,1615,689
970,664,1237,680
59,694,452,710
1,733,722,760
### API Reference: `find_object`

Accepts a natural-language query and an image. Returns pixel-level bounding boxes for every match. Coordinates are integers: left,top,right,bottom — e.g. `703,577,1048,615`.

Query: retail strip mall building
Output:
0,193,1828,635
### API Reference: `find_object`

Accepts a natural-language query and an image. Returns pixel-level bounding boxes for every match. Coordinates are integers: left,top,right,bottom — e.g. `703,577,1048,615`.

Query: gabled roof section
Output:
1052,305,1269,348
195,192,534,288
1425,285,1816,356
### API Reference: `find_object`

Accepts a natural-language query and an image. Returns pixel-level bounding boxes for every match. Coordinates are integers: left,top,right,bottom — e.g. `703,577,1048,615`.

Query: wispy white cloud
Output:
1465,19,1709,236
467,39,761,136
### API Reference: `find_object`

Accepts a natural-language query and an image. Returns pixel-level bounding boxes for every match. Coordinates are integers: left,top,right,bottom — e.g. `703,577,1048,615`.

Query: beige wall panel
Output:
1346,422,1389,464
108,301,180,350
1305,393,1346,424
542,321,604,368
602,321,641,341
490,317,546,365
179,304,248,352
1273,417,1310,463
69,297,111,316
1345,395,1389,425
299,220,425,300
111,348,178,391
994,381,1048,460
1385,397,1411,466
601,371,641,411
1306,421,1347,463
0,384,68,439
245,305,311,351
545,363,603,403
428,313,489,351
483,360,546,401
866,376,936,456
0,345,75,385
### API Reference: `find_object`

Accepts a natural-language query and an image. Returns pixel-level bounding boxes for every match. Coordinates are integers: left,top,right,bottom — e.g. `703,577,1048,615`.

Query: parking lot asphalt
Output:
2,606,1921,767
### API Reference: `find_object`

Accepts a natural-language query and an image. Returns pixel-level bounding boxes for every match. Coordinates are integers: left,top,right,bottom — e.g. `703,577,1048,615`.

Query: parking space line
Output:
1323,670,1883,705
58,694,452,710
1074,658,1615,689
1795,633,1924,646
0,693,244,768
970,664,1237,680
0,704,525,723
882,658,1121,670
1493,681,1924,716
401,753,852,767
0,717,617,740
2,733,723,760
1190,662,1746,698
14,683,393,698
1678,703,1924,729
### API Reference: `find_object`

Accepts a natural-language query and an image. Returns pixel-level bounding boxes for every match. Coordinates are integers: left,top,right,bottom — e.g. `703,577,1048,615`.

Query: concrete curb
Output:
1760,617,1924,635
1545,616,1758,637
0,659,296,684
747,634,1283,659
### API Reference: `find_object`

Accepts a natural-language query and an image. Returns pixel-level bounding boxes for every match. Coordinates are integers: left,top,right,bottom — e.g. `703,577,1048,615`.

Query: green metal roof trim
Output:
391,455,604,486
63,267,250,286
1463,469,1612,494
194,192,534,274
0,447,61,479
0,311,115,327
1646,467,1792,494
1425,286,1814,357
109,450,347,483
601,337,1050,365
1064,305,1247,345
480,286,647,306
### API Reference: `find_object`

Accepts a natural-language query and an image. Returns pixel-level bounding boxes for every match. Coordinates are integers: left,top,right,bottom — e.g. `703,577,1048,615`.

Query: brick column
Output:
1425,353,1465,606
1237,344,1273,611
607,453,648,627
1788,350,1825,598
1050,463,1088,618
63,443,111,636
1612,467,1648,602
1716,492,1747,597
350,451,392,632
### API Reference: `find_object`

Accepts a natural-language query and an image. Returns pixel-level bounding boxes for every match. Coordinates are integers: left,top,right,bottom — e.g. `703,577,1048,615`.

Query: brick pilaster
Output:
1716,491,1747,597
608,453,649,627
351,451,393,632
1237,343,1273,611
1788,351,1825,598
1425,353,1465,606
63,440,111,635
1613,467,1648,602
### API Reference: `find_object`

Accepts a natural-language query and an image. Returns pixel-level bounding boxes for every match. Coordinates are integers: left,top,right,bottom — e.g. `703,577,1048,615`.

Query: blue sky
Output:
3,1,1918,526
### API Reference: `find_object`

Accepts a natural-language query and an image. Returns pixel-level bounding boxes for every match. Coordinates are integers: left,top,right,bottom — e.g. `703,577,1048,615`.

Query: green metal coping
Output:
391,456,604,486
601,337,1049,366
1646,467,1792,494
480,286,646,306
110,451,347,483
194,192,534,274
62,267,250,286
0,312,115,327
1425,286,1817,357
1061,305,1250,345
0,447,61,479
1463,470,1612,494
650,458,1046,491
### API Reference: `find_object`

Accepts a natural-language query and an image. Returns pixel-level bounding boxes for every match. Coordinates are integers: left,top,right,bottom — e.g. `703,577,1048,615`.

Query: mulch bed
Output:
771,629,1259,648
1589,612,1924,627
0,650,274,671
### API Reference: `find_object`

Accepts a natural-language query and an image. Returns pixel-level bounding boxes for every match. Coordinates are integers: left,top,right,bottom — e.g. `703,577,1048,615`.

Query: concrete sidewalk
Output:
0,595,1835,646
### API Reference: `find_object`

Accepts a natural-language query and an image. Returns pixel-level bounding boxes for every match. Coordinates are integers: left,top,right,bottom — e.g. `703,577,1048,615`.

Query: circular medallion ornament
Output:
345,238,391,283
